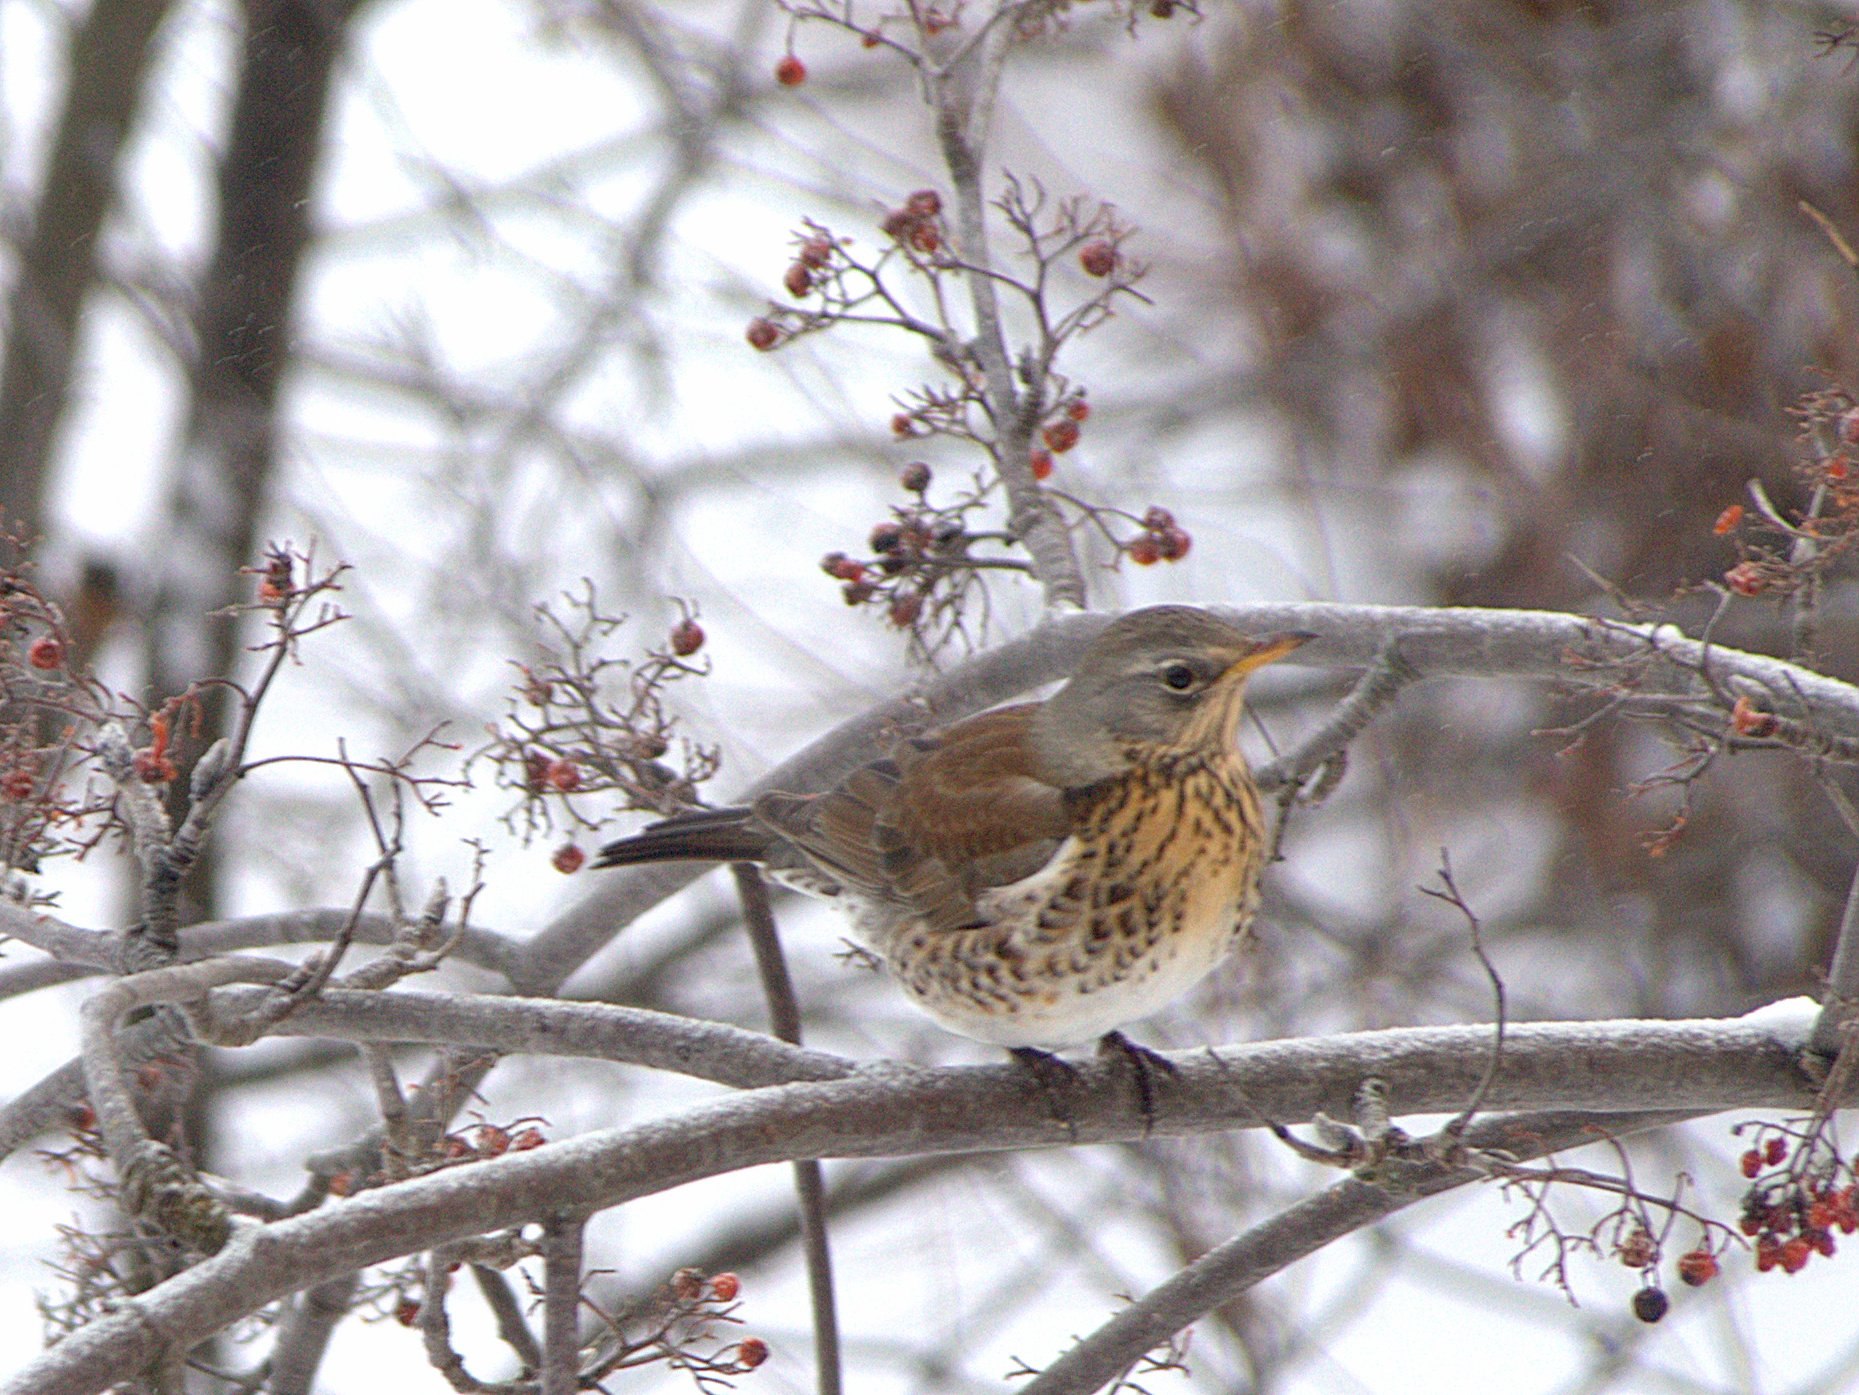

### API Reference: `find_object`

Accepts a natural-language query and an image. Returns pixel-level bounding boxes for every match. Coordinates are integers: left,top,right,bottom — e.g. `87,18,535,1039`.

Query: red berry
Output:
1067,399,1091,422
909,222,941,254
1781,1237,1812,1273
1157,527,1192,561
900,461,932,493
1739,1214,1762,1236
736,1337,769,1369
746,318,780,351
1029,449,1054,481
774,54,807,86
1042,419,1081,454
1079,240,1118,277
888,593,922,628
1677,1249,1719,1286
670,617,705,656
1712,503,1743,534
710,1271,741,1301
1812,1227,1837,1257
821,552,866,582
1764,1136,1788,1166
784,262,813,298
1724,561,1765,596
133,749,178,783
1,770,32,801
26,635,61,670
891,412,915,438
842,580,876,605
1128,536,1161,566
544,759,581,793
552,843,585,874
396,1300,421,1326
1740,1149,1762,1178
904,189,941,219
1755,1235,1782,1271
798,236,833,268
1142,505,1175,530
1630,1287,1668,1324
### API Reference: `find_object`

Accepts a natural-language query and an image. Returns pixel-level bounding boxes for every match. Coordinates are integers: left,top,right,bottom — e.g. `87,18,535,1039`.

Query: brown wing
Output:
756,704,1072,932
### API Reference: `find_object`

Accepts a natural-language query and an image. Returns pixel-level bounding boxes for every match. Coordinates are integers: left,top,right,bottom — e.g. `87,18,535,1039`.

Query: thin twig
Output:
1420,851,1508,1138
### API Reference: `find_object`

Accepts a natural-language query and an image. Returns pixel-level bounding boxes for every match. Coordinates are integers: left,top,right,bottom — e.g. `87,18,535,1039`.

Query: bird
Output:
596,606,1313,1105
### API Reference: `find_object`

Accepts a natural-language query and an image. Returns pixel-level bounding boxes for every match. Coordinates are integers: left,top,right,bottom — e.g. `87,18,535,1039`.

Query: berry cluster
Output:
819,460,1007,639
1124,505,1192,566
1736,1130,1858,1275
485,588,719,848
1714,388,1859,599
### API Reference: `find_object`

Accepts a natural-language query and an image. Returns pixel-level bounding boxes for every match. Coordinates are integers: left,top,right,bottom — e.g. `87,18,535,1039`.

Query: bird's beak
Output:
1224,630,1318,678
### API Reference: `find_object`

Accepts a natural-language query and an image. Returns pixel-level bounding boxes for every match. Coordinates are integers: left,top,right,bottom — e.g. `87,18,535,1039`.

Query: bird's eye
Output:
1160,662,1197,692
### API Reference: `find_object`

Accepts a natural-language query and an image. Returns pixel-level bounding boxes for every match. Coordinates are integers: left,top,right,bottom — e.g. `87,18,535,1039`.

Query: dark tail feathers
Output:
594,807,770,868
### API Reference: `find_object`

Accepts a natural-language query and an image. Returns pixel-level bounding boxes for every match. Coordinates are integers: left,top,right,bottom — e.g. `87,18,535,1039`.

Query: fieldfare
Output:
597,606,1311,1084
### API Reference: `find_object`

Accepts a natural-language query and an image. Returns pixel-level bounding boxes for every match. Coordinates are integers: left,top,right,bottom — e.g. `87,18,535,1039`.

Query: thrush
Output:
597,606,1311,1080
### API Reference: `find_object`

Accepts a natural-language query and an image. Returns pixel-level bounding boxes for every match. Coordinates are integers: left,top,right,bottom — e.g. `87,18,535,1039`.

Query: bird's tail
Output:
594,806,770,868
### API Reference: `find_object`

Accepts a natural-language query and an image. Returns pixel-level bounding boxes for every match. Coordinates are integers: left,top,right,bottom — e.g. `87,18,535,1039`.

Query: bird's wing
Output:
760,704,1072,932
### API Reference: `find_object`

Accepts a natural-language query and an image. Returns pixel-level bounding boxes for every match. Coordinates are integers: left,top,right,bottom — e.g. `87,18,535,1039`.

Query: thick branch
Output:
3,1003,1832,1395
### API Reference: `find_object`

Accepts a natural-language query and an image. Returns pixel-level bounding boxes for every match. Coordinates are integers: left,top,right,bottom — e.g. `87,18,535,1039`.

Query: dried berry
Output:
1630,1287,1668,1323
1127,536,1161,566
900,461,932,493
774,54,807,86
1066,399,1091,422
672,1268,705,1301
1731,695,1776,738
888,593,923,628
891,412,915,438
1780,1236,1812,1273
1616,1228,1656,1268
1677,1249,1719,1286
0,770,32,801
903,189,941,219
1142,505,1176,531
1029,449,1054,481
1764,1136,1788,1166
1739,1148,1762,1178
736,1337,769,1369
26,635,61,671
870,522,905,553
710,1271,741,1301
798,235,833,268
552,843,586,874
842,579,877,605
784,262,813,298
670,617,705,657
822,552,866,582
544,759,581,793
746,318,781,351
1079,240,1118,277
909,222,941,254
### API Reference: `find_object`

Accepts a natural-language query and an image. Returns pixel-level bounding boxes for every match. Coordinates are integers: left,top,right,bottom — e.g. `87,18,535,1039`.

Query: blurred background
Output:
2,1,1858,1390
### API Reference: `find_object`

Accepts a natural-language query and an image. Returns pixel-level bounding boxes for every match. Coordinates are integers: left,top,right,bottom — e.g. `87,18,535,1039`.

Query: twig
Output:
1809,859,1859,1059
732,864,842,1395
1419,851,1508,1139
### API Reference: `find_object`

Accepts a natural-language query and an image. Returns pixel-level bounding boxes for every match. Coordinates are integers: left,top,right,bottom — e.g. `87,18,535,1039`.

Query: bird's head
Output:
1032,606,1315,788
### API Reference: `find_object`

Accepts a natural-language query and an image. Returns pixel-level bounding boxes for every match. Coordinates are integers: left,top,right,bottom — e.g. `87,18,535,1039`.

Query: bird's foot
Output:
1009,1046,1084,1139
1097,1030,1178,1135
